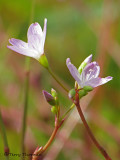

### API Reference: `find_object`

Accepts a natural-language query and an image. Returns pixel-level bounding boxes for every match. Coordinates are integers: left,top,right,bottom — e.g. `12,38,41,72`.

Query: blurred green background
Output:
0,0,120,160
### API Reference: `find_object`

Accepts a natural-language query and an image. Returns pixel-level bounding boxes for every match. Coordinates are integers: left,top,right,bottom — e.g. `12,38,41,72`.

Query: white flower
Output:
66,55,113,88
7,19,47,60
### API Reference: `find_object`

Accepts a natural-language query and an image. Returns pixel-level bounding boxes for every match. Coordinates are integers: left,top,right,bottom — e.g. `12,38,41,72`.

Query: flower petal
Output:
84,76,113,88
41,18,47,53
9,38,28,48
28,35,42,54
7,38,38,58
27,22,43,39
7,45,37,58
66,58,82,85
43,18,47,40
27,23,43,53
82,62,100,81
84,54,92,64
8,38,33,57
27,20,47,55
78,54,92,74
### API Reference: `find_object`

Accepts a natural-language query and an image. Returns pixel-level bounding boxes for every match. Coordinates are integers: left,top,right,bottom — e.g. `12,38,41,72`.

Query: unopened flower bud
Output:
51,106,57,114
51,88,57,98
68,89,76,99
83,86,93,92
51,88,59,105
78,89,87,99
43,90,56,106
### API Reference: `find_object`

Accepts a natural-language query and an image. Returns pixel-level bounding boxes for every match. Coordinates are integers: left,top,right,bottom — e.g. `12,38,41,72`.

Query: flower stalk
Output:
0,109,9,160
21,0,35,157
74,90,112,160
32,115,62,160
47,67,69,92
60,103,75,120
21,61,30,155
42,116,59,153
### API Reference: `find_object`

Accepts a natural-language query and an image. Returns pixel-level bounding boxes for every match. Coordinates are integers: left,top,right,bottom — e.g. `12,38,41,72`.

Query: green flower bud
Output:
68,89,76,99
51,88,59,106
51,88,57,98
78,89,87,99
51,106,57,114
38,54,49,69
83,86,93,92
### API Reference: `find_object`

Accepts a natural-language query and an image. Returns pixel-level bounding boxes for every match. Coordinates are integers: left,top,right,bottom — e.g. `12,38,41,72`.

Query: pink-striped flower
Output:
7,19,47,60
66,55,113,88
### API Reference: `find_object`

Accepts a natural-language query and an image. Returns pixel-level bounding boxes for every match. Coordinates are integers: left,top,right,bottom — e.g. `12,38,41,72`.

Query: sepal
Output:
38,54,49,68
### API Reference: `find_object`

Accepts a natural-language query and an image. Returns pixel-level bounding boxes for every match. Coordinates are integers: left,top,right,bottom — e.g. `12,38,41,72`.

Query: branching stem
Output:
32,116,61,160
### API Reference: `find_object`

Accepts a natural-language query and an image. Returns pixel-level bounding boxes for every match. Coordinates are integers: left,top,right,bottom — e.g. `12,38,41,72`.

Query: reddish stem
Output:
74,91,112,160
32,116,63,160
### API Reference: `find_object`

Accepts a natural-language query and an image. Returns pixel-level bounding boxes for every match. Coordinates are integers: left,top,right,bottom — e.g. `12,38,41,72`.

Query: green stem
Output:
29,0,35,24
60,103,75,120
21,0,35,157
74,92,112,160
47,68,69,93
0,109,9,160
21,59,30,156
